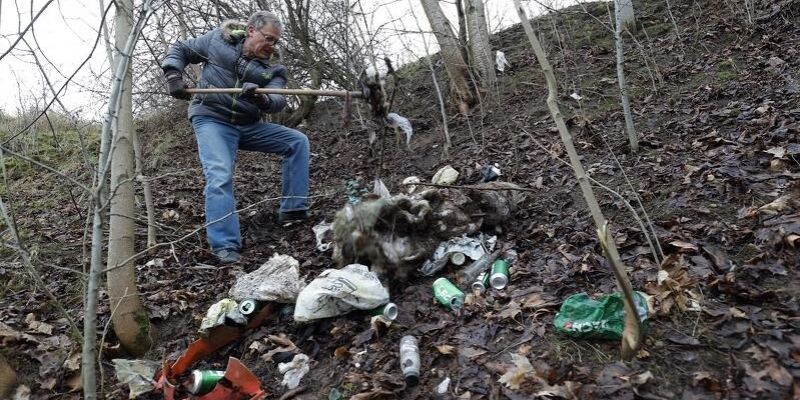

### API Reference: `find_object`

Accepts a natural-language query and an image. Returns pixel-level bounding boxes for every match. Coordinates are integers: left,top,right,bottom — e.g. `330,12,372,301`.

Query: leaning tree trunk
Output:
614,0,638,152
514,0,641,360
420,0,475,114
106,0,152,356
465,0,496,93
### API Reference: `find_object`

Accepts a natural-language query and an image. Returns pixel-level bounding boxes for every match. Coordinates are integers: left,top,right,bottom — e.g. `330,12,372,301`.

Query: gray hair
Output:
249,11,283,35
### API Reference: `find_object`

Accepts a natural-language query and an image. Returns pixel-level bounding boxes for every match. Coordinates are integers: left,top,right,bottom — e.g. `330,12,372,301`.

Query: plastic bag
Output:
229,253,304,303
294,264,390,322
554,291,649,339
278,353,310,389
112,359,160,399
198,299,247,335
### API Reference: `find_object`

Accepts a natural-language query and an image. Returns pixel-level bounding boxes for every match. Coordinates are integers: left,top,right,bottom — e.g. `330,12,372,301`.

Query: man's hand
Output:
240,82,260,98
164,70,190,100
241,82,271,110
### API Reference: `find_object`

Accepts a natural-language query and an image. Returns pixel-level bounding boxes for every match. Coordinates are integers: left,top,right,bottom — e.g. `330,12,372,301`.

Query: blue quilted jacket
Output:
162,20,287,124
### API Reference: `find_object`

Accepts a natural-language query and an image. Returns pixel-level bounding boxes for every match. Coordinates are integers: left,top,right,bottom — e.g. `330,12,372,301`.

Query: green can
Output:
471,272,490,293
490,259,509,289
433,277,465,310
189,369,225,395
370,302,399,320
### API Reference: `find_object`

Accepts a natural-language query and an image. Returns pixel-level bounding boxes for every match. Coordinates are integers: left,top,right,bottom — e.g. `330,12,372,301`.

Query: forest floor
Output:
1,0,799,399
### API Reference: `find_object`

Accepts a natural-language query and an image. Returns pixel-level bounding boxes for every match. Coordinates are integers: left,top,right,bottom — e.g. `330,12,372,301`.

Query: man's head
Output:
243,11,283,59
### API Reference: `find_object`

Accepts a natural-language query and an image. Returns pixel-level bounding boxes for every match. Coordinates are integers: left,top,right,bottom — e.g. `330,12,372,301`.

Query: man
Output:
161,11,309,264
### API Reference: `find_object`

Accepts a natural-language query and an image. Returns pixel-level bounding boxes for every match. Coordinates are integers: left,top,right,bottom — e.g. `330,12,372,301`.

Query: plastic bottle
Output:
459,249,500,284
399,335,421,386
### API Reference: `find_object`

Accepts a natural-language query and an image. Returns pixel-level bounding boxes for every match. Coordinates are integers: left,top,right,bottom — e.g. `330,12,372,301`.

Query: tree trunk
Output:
615,0,636,32
420,0,474,114
106,0,152,356
465,0,496,92
0,353,17,398
614,0,638,152
513,0,641,360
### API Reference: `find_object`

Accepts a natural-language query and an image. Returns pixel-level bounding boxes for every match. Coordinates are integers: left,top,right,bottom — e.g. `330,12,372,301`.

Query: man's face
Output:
246,23,280,59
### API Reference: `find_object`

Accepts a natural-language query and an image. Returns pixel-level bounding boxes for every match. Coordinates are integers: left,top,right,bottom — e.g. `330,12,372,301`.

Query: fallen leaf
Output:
630,370,654,386
498,353,533,389
459,346,487,359
25,314,53,335
497,300,522,320
435,344,456,355
669,240,698,252
764,146,786,159
765,358,793,386
334,346,349,359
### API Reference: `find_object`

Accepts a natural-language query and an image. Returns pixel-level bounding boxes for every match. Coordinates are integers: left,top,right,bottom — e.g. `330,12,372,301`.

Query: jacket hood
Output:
221,19,247,44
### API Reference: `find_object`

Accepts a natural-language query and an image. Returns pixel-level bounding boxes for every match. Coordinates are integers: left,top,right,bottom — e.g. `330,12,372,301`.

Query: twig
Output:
400,182,541,192
97,287,127,398
0,145,91,193
279,386,308,400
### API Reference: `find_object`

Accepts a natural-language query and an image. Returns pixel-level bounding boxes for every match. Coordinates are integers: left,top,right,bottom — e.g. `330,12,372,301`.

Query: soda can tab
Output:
238,299,261,316
399,335,421,386
471,272,489,293
490,259,509,289
449,252,466,266
189,369,226,395
370,302,399,320
433,278,465,310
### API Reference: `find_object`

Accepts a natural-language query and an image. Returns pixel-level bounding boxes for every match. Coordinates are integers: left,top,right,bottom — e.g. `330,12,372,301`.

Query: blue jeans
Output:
192,115,310,252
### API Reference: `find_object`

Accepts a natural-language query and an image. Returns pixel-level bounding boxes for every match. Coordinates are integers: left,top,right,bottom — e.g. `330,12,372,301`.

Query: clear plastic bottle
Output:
399,335,421,386
459,249,501,284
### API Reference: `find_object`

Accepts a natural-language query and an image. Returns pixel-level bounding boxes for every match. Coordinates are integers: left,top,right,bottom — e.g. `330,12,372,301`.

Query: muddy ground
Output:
1,0,799,398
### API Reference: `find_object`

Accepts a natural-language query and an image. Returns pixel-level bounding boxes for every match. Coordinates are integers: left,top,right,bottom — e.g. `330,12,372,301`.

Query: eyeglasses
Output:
256,30,279,45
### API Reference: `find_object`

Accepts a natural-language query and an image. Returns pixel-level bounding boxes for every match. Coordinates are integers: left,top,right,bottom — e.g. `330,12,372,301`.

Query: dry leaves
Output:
498,354,533,389
646,254,697,315
435,344,456,355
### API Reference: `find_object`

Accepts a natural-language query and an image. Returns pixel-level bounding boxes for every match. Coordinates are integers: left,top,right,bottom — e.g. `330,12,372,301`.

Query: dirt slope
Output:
1,0,798,398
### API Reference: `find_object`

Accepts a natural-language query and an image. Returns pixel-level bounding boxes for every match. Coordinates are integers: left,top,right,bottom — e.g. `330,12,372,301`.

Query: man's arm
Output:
161,29,216,73
261,66,287,113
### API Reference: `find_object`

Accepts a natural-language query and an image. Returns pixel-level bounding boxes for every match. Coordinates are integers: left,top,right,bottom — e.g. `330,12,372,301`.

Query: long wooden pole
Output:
185,88,363,98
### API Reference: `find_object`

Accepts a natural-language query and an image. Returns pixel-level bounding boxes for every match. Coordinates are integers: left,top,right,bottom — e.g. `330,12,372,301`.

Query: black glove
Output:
164,69,190,100
240,82,271,109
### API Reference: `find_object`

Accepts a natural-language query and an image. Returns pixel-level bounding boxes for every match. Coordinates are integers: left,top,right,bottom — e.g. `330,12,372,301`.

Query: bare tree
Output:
514,0,641,360
465,0,496,93
420,0,475,114
614,0,638,152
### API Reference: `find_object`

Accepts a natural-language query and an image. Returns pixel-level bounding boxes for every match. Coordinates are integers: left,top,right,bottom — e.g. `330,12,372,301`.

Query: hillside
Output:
1,0,798,398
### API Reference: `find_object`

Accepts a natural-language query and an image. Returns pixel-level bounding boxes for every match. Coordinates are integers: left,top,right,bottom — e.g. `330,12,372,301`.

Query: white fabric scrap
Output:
495,50,511,72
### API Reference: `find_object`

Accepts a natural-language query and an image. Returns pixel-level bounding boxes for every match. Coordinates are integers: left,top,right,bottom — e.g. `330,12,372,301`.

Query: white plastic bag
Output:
278,354,310,389
229,253,304,303
495,50,511,72
386,113,414,145
294,264,390,322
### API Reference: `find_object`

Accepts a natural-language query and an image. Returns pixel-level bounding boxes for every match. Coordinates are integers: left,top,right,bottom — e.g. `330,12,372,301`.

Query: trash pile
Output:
112,164,648,398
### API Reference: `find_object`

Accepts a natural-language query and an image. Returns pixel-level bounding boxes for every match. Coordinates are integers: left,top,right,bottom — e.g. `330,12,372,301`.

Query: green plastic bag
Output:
554,291,649,340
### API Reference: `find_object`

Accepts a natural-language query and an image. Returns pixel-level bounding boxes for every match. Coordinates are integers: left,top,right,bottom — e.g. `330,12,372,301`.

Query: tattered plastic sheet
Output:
199,299,247,335
312,222,333,252
278,353,310,389
113,359,159,399
420,234,497,276
496,50,511,72
432,165,459,185
386,113,414,145
294,264,390,322
229,253,304,303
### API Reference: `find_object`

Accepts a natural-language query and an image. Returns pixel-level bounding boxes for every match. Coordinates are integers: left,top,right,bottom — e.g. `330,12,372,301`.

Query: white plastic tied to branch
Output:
385,112,413,145
495,50,511,72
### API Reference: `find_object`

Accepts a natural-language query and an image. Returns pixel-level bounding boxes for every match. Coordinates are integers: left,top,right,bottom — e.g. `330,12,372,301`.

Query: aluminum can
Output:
399,335,421,386
490,259,510,289
471,272,490,293
370,302,399,320
238,299,260,316
432,277,465,310
189,369,225,395
449,252,466,266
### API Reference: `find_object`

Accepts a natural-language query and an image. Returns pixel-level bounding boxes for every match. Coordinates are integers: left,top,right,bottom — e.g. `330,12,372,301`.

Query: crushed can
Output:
471,272,490,293
433,277,465,310
490,259,509,289
399,335,421,386
189,369,225,395
370,302,399,320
